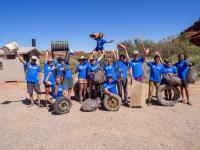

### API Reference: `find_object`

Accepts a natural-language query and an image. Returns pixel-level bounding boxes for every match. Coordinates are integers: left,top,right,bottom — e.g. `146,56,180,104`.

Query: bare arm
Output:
103,88,114,97
106,40,114,43
15,52,26,64
112,50,117,62
116,49,119,60
98,52,105,61
45,50,49,62
155,51,163,64
88,51,95,61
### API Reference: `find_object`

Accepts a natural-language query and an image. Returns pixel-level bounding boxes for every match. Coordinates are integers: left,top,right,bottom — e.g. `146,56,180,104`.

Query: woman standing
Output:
75,56,89,103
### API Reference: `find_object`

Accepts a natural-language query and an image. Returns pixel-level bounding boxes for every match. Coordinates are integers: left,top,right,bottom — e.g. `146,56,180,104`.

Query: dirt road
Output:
0,82,200,150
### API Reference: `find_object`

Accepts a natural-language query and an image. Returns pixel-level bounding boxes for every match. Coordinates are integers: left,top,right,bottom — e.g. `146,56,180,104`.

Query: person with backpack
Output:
16,52,42,107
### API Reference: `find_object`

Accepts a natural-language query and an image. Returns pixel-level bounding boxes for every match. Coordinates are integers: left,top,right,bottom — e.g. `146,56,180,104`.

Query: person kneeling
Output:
103,74,119,97
45,72,67,105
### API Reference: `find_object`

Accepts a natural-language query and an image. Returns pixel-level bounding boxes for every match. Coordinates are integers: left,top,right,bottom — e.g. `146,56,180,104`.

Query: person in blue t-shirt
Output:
16,52,42,107
162,59,177,100
75,56,90,103
43,50,56,107
103,50,117,80
87,51,105,99
115,43,130,103
175,52,191,105
90,32,114,55
63,62,74,99
55,57,65,77
145,52,165,105
45,73,67,104
103,75,118,96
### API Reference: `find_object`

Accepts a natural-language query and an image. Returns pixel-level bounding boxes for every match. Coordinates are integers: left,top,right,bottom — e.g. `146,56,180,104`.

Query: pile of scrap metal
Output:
184,19,200,46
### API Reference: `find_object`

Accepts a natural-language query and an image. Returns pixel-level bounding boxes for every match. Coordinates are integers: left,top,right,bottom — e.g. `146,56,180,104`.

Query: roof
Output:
0,47,42,56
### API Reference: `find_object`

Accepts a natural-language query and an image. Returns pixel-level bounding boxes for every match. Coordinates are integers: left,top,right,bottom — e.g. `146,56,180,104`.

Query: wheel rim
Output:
108,97,119,108
58,100,69,112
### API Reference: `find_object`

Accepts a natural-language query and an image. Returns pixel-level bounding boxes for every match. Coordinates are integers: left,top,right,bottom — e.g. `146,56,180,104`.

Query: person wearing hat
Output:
43,50,56,107
145,51,165,106
162,59,177,100
87,51,105,99
16,52,42,107
115,43,130,104
55,56,65,78
75,55,90,103
103,74,118,96
129,45,148,83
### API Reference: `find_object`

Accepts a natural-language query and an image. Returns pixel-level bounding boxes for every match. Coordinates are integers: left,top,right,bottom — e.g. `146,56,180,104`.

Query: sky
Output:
0,0,200,52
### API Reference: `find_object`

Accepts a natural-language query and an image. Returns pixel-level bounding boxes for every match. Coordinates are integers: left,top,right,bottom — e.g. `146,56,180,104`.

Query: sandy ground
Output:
0,82,200,150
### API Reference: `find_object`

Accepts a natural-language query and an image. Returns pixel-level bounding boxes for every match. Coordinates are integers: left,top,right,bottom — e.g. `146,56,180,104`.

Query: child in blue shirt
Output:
103,75,118,96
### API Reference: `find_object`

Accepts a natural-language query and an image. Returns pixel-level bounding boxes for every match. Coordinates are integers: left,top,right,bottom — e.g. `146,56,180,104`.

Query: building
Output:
0,47,42,82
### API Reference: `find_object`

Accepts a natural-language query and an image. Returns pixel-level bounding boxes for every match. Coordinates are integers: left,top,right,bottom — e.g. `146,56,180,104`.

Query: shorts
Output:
181,80,188,88
95,47,104,52
27,82,41,94
78,78,88,84
64,78,74,89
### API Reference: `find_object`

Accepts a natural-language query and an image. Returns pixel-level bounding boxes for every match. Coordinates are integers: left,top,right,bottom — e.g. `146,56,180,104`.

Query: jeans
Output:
117,77,128,101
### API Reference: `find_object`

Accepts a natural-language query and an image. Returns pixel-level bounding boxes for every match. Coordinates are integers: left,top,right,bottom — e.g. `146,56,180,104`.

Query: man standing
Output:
16,52,42,107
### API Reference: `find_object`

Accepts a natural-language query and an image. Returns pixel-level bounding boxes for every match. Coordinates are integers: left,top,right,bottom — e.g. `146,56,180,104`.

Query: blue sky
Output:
0,0,200,52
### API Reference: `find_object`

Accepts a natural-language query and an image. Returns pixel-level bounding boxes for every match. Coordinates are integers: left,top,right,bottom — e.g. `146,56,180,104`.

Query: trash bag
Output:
157,85,180,106
73,82,79,100
103,94,122,111
54,97,72,115
187,67,198,83
80,98,101,112
162,74,181,86
94,70,106,85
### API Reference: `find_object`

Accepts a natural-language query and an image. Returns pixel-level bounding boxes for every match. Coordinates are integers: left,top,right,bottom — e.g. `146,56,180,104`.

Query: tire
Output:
103,94,122,111
157,85,180,106
80,98,101,112
54,97,72,115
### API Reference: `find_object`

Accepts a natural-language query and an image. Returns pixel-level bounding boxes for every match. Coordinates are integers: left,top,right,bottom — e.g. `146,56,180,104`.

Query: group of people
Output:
15,41,192,108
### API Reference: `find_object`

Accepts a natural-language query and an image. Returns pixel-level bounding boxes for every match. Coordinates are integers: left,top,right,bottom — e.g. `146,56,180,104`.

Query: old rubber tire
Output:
103,94,122,111
54,97,72,115
157,85,180,106
80,98,101,112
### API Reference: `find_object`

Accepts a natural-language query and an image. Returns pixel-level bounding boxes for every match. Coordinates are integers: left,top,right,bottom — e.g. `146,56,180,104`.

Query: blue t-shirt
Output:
164,65,177,74
129,57,144,78
175,60,189,80
51,84,67,99
76,61,89,79
116,60,129,78
43,62,55,83
148,62,165,83
103,80,117,94
56,63,64,77
87,60,99,79
103,63,117,80
24,62,41,83
96,38,107,50
64,64,73,79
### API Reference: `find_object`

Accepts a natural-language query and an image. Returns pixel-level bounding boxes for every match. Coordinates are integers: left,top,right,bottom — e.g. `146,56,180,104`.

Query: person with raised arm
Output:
87,51,105,99
115,43,130,104
43,50,56,107
145,51,165,106
16,52,42,107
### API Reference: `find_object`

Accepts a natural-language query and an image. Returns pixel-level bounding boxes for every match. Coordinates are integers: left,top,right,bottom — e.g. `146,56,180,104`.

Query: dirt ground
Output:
0,81,200,150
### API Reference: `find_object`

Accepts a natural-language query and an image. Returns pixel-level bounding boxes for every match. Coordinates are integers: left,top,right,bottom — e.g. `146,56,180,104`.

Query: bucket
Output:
2,42,19,54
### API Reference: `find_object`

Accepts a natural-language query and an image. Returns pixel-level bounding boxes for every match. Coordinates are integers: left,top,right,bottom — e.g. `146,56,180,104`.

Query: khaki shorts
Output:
78,78,88,84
